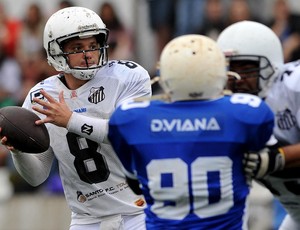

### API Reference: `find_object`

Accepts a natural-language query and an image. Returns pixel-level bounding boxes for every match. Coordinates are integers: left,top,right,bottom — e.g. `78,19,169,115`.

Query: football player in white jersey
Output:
217,20,300,230
0,7,151,230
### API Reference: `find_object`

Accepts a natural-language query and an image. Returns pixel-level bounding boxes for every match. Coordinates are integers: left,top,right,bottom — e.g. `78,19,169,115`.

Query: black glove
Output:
243,147,285,180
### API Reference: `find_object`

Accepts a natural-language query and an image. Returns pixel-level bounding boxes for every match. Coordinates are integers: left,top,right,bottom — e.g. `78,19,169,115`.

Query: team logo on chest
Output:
276,108,297,130
88,86,105,104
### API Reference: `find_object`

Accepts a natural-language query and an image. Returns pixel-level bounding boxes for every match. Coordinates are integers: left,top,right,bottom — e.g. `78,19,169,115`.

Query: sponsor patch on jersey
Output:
134,198,145,207
88,86,105,104
78,24,98,31
73,107,87,113
30,88,45,104
77,191,87,203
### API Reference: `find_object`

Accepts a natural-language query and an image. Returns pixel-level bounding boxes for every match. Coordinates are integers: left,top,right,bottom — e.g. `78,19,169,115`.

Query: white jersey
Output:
262,60,300,228
21,60,151,225
266,60,300,145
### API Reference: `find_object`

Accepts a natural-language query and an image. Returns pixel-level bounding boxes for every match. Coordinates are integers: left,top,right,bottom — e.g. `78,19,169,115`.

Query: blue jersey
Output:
108,93,274,230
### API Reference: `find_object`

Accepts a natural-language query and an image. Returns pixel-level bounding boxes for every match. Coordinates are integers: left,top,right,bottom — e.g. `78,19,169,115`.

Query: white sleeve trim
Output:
10,148,54,186
67,112,109,144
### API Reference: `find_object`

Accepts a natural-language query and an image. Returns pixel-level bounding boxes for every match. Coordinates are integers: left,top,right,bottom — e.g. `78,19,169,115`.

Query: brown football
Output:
0,106,50,153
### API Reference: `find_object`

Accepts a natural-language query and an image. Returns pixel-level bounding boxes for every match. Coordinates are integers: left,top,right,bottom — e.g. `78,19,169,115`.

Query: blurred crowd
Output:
147,0,300,68
0,0,299,211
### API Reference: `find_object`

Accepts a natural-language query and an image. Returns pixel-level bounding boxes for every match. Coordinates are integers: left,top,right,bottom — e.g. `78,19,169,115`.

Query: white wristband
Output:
67,112,109,143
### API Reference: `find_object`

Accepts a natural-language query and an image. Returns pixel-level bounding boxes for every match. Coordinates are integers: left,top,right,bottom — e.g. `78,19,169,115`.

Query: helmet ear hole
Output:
96,32,109,47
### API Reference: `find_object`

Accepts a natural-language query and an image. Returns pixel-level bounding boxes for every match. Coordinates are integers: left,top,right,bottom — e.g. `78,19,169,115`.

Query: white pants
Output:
69,213,146,230
279,215,300,230
247,181,273,230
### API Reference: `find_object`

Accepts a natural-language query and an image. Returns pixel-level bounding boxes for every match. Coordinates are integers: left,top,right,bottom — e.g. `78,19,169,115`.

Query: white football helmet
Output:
159,34,227,101
217,20,284,98
43,7,109,80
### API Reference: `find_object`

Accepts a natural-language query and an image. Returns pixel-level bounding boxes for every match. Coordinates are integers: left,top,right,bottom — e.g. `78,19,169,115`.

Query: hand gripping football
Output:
0,106,50,153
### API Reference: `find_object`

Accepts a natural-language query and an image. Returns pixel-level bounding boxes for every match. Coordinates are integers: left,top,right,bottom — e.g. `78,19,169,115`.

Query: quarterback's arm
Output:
10,148,54,186
32,90,110,144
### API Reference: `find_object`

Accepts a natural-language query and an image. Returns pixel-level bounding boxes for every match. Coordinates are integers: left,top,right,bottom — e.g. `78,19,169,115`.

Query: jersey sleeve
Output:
9,85,56,186
114,61,152,107
230,93,274,151
266,61,300,144
22,83,47,119
245,100,274,151
10,147,55,186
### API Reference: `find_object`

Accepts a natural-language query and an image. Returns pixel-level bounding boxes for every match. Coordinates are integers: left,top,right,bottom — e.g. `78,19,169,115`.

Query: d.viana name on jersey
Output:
151,117,221,132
